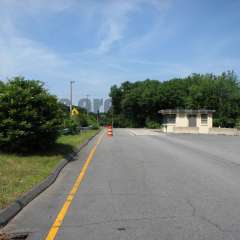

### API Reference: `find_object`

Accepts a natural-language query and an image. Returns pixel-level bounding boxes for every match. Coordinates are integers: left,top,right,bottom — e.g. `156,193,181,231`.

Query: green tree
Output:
0,80,4,89
0,77,64,152
109,71,240,128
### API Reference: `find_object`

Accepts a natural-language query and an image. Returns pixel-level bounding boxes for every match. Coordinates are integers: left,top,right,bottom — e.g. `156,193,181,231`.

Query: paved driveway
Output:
4,129,240,239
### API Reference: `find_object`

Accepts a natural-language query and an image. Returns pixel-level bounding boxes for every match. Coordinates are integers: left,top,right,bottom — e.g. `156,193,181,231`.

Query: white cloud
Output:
0,36,68,78
0,0,72,80
91,0,172,54
0,0,77,15
96,1,138,54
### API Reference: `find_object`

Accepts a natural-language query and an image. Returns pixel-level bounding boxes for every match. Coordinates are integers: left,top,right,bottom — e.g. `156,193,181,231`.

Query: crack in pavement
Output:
186,199,240,234
60,215,179,228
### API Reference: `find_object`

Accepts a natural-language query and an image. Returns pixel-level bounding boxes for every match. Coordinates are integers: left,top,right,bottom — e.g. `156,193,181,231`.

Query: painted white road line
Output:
128,129,163,136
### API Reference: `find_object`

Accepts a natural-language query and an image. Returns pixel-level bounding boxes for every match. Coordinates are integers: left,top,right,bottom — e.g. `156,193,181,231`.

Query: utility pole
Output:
86,94,90,117
97,110,99,126
70,81,75,115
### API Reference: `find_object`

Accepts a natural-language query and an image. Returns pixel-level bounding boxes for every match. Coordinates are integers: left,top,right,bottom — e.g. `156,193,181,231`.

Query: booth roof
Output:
158,109,215,114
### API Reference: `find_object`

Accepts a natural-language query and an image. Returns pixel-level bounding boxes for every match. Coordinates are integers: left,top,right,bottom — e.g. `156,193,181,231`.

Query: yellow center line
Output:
45,132,105,240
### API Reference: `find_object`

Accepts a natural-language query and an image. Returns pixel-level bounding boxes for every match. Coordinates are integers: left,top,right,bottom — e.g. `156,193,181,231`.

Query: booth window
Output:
163,114,176,124
201,114,208,124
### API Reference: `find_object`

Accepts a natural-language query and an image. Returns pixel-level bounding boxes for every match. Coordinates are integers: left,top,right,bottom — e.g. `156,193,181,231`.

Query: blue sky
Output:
0,0,240,104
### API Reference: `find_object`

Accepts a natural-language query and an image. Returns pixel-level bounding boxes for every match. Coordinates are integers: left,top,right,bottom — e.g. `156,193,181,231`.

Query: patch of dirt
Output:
0,232,9,240
0,232,28,240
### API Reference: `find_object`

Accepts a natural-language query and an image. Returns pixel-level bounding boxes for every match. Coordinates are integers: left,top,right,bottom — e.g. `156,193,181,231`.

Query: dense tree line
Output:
109,71,240,128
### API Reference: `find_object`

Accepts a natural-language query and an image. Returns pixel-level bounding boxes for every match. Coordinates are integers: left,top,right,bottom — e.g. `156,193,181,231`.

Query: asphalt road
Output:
4,129,240,239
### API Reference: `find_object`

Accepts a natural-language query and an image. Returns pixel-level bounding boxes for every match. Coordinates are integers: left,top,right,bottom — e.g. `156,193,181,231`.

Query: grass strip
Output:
0,130,98,209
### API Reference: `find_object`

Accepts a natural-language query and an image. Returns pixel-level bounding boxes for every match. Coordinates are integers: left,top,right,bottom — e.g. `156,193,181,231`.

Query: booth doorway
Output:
188,114,197,127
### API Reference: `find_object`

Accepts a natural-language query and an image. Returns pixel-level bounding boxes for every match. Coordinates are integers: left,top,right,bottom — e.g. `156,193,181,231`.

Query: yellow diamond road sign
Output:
71,108,79,116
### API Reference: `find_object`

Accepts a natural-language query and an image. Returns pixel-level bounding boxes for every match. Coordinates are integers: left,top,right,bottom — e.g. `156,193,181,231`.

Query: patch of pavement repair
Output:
0,129,102,229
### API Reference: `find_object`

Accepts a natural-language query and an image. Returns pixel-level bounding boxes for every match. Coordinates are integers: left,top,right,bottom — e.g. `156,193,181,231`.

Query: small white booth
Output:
159,109,215,134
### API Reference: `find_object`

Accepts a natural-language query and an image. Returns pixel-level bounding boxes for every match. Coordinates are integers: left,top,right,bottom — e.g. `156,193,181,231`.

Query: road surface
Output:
4,129,240,239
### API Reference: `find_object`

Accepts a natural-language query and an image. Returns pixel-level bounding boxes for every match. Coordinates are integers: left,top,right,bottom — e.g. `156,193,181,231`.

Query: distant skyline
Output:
1,0,240,104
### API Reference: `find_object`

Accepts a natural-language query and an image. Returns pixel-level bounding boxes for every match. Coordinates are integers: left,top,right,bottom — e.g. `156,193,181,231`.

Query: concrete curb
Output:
0,129,102,228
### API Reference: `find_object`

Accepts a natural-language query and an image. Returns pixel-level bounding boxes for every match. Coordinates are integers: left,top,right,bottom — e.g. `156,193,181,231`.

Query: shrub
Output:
63,118,79,134
76,113,88,127
90,122,100,130
112,114,133,128
236,117,240,129
145,118,162,129
87,114,100,129
0,81,4,90
0,77,64,152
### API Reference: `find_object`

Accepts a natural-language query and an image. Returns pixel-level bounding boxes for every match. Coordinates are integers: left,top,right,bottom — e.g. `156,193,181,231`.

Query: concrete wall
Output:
176,113,188,127
208,113,213,128
162,126,240,136
196,113,201,127
173,127,199,134
162,124,175,133
209,128,240,136
199,125,209,134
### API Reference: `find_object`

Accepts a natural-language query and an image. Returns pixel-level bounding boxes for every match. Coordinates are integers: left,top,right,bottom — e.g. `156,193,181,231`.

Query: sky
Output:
0,0,240,104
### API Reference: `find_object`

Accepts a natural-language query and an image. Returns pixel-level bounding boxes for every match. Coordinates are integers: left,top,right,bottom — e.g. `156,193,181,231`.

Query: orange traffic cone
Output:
107,125,113,137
